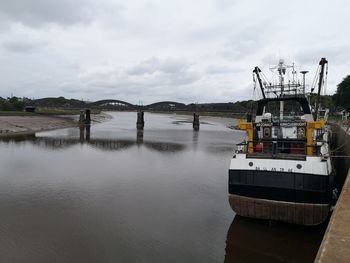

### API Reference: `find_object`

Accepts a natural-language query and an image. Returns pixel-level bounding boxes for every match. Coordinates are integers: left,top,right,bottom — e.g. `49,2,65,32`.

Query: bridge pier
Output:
79,109,91,142
85,109,91,125
79,110,85,124
193,113,200,131
137,111,144,130
79,109,91,125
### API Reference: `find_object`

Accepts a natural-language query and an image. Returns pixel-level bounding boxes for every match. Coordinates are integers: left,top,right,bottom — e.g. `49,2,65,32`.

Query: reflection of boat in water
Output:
224,216,326,263
228,58,335,225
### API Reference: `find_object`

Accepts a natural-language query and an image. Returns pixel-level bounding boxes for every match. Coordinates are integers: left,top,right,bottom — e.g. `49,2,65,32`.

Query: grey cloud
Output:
295,46,350,65
261,54,280,66
57,59,200,103
219,38,256,59
127,58,158,75
217,29,258,59
162,70,199,86
216,20,276,60
206,65,238,75
161,58,189,73
60,87,81,94
0,0,94,26
214,0,238,10
125,58,199,87
127,57,189,76
96,69,198,90
0,1,348,102
2,40,46,53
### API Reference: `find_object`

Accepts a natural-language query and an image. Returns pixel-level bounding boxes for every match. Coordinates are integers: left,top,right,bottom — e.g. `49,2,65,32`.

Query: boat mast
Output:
277,59,286,120
314,58,328,121
253,67,266,99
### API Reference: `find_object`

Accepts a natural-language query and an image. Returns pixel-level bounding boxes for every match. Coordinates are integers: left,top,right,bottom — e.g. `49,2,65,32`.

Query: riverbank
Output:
0,112,111,137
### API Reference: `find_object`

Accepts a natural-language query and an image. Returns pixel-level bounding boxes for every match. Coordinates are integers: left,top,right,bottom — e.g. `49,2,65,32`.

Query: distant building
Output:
336,108,349,121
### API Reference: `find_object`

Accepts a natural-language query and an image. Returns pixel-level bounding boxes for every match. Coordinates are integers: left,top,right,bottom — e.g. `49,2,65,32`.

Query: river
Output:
0,112,326,262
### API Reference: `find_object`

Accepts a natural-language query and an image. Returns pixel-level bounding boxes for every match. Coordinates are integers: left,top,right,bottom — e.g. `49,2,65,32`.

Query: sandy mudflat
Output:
0,116,77,136
0,113,112,136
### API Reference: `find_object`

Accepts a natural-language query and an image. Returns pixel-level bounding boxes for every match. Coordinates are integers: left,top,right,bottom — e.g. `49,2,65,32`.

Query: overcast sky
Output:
0,0,349,104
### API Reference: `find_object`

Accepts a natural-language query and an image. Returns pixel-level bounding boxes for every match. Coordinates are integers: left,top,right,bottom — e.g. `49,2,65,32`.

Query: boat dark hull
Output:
229,194,330,225
228,169,333,225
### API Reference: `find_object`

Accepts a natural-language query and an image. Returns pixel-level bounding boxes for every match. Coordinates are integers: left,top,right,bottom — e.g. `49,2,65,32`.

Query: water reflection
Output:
0,126,186,153
136,129,144,144
224,216,327,263
86,125,91,141
79,125,91,142
0,112,325,262
192,130,199,150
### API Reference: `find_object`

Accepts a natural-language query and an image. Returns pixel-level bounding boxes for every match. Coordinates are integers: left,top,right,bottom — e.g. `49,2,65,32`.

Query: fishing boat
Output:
228,58,335,225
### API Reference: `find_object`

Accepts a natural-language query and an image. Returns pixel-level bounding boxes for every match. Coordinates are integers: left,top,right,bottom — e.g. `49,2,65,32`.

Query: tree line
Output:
1,75,349,112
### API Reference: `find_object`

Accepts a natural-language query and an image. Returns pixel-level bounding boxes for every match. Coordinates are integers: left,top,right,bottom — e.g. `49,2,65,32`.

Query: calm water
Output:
0,112,326,263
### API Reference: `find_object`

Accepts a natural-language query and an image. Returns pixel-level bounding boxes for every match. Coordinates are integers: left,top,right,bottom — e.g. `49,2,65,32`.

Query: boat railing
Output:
237,139,322,158
265,83,304,97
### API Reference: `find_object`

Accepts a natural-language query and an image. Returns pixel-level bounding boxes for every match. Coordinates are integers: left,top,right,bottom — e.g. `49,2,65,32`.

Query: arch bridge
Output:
88,100,136,110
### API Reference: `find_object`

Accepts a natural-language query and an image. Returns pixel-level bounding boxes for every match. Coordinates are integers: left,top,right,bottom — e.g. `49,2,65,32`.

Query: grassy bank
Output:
36,107,101,115
0,111,36,116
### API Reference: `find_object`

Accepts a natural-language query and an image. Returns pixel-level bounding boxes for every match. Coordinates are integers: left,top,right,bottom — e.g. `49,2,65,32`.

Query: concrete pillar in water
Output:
85,109,91,125
79,110,85,124
79,109,91,142
137,111,144,130
193,113,200,131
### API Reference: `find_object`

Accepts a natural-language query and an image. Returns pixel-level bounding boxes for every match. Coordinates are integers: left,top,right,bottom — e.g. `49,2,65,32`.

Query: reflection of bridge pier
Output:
193,113,200,130
86,125,90,141
136,130,144,144
1,132,187,153
192,130,199,150
79,126,85,142
79,126,91,142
